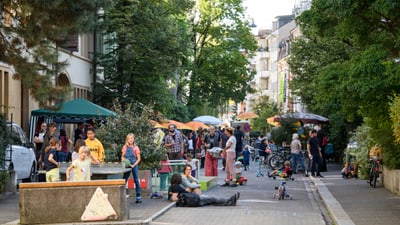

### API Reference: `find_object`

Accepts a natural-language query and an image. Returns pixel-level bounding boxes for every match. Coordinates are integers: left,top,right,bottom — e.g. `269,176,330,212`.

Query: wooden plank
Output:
19,179,125,189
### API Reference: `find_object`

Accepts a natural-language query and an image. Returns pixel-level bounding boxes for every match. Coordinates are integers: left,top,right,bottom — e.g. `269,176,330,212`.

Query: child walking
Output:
158,154,172,191
122,133,142,203
44,137,61,182
66,146,100,181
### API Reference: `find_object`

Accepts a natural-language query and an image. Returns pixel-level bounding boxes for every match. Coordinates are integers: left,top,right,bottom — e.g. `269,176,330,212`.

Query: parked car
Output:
4,122,37,182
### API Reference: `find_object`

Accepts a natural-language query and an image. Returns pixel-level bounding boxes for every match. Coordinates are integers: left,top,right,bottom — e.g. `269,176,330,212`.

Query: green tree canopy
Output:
1,0,102,109
95,0,194,117
187,0,257,114
289,0,400,168
251,95,280,135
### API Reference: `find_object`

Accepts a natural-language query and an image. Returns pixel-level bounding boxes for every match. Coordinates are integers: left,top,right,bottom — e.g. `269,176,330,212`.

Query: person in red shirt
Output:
268,161,293,178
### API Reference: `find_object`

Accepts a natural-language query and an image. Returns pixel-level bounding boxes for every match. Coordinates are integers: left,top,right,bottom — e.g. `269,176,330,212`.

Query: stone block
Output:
19,180,128,224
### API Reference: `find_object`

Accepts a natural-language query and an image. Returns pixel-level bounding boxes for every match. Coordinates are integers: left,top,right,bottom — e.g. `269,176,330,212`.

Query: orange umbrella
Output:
267,116,281,127
150,120,168,129
185,121,209,130
160,120,193,130
238,111,259,120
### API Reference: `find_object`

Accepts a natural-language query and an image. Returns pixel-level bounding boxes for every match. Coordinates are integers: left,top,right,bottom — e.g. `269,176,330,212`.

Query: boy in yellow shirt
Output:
85,128,105,162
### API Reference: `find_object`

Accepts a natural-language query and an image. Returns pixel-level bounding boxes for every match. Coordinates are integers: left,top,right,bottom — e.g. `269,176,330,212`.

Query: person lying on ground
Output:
170,173,239,207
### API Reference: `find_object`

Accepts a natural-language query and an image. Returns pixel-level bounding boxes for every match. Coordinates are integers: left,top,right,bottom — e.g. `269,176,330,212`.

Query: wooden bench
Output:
19,179,128,224
198,176,218,191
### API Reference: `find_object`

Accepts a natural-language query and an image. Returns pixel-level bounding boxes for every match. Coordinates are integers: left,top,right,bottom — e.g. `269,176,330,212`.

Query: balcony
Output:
260,71,270,78
258,51,270,59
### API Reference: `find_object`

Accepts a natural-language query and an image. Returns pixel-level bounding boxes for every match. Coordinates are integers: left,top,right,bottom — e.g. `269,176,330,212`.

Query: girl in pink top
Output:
121,133,142,203
158,154,172,191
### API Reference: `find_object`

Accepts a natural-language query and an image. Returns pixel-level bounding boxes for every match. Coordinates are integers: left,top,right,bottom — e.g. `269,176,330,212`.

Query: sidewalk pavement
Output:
1,161,400,225
316,163,400,225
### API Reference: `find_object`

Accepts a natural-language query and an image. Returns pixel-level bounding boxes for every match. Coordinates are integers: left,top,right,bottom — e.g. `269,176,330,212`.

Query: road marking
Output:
239,199,277,203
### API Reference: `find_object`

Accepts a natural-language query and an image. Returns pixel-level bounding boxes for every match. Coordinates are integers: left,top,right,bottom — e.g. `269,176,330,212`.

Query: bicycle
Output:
268,147,291,170
273,178,293,200
368,157,381,188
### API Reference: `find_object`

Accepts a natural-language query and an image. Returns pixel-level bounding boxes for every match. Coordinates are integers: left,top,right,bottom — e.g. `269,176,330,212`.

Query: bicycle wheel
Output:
369,164,375,187
373,164,379,188
269,155,285,170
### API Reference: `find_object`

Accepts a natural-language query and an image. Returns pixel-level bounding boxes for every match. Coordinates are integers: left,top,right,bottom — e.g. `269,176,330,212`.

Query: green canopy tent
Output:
29,98,115,140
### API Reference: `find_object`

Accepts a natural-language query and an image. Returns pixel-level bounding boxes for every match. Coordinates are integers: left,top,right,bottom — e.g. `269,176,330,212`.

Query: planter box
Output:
383,166,400,195
19,180,128,224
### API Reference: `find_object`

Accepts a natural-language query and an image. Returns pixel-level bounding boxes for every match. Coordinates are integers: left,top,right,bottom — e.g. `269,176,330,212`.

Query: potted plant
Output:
0,114,9,194
95,101,167,193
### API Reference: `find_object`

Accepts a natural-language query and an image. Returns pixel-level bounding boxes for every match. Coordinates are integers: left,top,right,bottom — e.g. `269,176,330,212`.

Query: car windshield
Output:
7,124,27,145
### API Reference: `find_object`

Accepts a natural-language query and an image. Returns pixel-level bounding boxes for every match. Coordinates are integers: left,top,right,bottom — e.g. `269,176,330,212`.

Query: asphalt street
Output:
1,159,400,225
152,160,329,225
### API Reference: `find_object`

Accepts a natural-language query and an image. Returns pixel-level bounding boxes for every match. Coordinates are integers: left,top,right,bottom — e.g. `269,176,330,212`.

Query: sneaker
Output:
221,182,229,187
311,173,315,176
135,199,142,203
126,194,130,198
267,171,271,177
317,175,324,178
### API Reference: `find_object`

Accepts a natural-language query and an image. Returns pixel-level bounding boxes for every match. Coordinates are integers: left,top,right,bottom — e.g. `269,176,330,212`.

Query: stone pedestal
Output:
19,180,128,224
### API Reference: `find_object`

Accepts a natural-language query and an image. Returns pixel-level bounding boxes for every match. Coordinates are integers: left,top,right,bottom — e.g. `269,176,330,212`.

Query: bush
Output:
95,101,167,170
0,170,8,193
390,94,400,144
270,119,298,146
0,115,8,163
346,124,374,179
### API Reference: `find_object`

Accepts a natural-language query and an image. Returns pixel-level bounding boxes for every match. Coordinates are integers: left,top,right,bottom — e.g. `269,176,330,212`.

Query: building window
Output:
0,68,9,116
73,87,89,99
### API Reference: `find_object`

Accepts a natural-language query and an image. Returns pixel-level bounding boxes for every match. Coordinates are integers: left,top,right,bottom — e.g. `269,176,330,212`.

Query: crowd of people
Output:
32,119,335,207
33,121,143,203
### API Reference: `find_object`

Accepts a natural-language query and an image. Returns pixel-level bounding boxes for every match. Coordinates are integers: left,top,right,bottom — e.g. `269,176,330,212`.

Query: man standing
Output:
164,124,184,160
315,125,328,172
219,126,229,171
307,129,323,177
234,126,244,159
153,128,165,147
74,123,84,145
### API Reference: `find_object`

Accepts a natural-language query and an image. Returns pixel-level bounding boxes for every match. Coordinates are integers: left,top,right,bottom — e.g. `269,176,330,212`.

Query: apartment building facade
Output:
0,33,99,132
244,0,312,115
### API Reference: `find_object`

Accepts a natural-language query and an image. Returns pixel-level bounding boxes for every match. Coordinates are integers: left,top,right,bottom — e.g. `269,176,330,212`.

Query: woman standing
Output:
59,129,72,162
221,127,237,187
291,133,305,173
122,133,142,203
33,122,47,164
